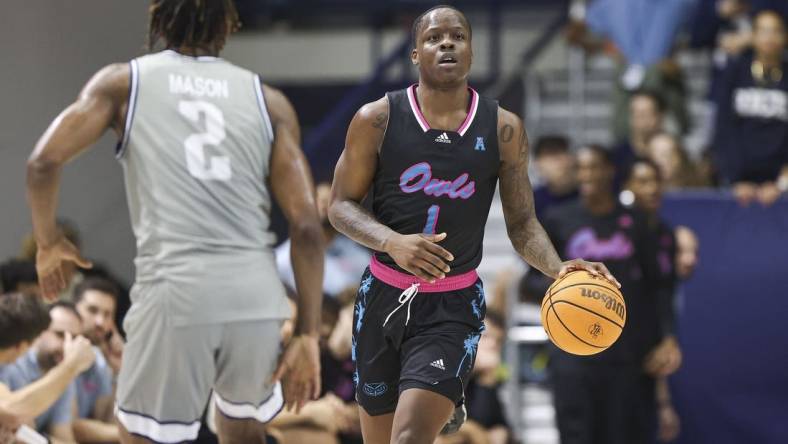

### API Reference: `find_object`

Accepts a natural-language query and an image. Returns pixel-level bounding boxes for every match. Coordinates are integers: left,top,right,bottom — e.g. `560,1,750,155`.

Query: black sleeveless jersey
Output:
372,84,500,275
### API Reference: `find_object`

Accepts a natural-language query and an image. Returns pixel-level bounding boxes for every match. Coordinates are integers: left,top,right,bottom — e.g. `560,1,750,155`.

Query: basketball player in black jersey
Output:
329,6,620,444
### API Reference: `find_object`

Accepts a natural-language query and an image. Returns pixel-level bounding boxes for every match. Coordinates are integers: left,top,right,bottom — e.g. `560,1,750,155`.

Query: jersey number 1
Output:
423,205,440,234
178,100,232,181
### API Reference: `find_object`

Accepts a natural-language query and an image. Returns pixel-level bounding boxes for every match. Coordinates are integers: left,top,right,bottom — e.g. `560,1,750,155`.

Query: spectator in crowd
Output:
613,92,666,176
0,301,95,442
566,0,694,141
542,147,679,444
713,10,788,205
623,158,683,374
436,311,512,444
276,182,370,299
691,0,753,101
647,132,707,189
691,0,788,56
0,259,39,297
533,136,579,219
73,278,123,375
72,279,121,442
675,226,700,281
0,292,53,437
0,293,51,366
672,224,701,323
623,158,686,443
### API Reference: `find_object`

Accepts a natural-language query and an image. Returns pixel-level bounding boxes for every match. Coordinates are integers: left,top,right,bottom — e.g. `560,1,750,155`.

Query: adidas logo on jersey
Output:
434,132,452,144
430,359,446,370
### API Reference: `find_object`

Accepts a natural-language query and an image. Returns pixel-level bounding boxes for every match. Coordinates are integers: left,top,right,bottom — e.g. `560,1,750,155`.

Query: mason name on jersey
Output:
169,73,229,99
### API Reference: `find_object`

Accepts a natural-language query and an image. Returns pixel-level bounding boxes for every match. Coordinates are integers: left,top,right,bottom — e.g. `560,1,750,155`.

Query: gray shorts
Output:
115,281,284,443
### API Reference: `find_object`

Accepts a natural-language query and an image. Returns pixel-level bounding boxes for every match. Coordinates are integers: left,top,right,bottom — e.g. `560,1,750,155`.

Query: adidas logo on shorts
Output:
430,359,446,371
434,132,451,144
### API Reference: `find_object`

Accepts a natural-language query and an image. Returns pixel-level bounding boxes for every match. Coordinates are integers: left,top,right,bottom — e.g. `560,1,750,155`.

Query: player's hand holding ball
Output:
384,232,454,282
557,258,620,288
542,265,625,356
272,334,321,413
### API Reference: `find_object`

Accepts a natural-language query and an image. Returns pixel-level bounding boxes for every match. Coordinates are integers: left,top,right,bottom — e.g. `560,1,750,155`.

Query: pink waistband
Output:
369,255,479,292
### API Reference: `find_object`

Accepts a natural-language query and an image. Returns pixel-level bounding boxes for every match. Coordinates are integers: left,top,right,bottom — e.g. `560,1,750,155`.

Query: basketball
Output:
541,270,626,356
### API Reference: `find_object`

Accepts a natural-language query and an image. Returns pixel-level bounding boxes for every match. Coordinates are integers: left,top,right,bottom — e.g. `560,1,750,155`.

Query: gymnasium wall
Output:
662,193,788,444
0,0,148,282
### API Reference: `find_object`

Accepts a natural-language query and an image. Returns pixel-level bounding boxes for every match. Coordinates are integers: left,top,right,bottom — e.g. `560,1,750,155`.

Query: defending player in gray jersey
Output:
26,1,324,443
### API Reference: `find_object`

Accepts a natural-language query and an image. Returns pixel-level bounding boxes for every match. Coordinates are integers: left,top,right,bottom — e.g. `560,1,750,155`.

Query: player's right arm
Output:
264,84,324,412
27,63,129,300
328,97,453,282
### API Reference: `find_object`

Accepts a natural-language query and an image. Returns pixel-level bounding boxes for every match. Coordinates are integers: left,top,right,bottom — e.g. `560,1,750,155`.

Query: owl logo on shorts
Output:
362,382,388,397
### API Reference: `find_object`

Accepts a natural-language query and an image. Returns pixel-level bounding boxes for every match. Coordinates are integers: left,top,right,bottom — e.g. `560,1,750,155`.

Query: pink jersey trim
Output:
370,255,478,292
406,84,430,132
457,89,479,136
406,84,480,135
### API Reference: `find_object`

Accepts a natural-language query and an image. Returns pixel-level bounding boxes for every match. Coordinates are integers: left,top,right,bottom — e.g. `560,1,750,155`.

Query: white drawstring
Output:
383,283,420,327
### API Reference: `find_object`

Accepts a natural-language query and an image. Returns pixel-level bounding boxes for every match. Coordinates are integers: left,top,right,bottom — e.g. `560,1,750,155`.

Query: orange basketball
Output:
541,270,626,355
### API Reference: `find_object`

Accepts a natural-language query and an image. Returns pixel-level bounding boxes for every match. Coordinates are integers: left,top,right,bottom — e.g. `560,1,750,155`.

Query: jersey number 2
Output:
178,100,232,181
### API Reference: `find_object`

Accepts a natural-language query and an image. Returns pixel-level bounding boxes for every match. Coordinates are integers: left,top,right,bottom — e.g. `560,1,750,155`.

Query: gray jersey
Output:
118,50,289,324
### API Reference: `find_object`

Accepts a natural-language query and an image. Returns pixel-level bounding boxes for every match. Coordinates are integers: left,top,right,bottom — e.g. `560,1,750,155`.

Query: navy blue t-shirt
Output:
713,50,788,184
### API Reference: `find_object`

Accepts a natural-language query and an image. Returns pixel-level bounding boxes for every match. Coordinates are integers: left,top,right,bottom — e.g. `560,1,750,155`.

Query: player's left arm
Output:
27,63,129,300
497,108,620,286
263,83,324,412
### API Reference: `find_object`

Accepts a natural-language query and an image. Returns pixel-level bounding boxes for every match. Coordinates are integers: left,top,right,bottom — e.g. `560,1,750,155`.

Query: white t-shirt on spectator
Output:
275,234,370,297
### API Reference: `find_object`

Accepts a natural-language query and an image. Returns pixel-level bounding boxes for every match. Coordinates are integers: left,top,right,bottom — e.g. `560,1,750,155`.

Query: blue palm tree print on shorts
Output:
456,332,482,377
352,271,374,388
471,283,485,319
356,273,374,333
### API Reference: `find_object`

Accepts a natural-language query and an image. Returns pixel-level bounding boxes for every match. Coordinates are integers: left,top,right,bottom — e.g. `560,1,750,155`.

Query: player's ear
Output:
411,48,419,66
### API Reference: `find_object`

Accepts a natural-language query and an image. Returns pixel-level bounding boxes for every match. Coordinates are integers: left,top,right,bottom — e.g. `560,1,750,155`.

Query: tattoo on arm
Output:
499,124,514,143
499,121,563,278
329,200,395,252
372,112,387,130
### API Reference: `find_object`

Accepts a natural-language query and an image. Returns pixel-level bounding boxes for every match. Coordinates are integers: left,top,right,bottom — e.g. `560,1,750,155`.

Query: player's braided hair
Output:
148,0,240,52
411,4,471,48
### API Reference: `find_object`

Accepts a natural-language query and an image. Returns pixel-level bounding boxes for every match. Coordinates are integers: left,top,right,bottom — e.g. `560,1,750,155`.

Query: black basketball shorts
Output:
351,256,487,416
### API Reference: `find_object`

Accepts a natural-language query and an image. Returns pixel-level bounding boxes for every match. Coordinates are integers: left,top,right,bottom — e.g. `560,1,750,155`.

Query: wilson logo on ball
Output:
580,287,625,320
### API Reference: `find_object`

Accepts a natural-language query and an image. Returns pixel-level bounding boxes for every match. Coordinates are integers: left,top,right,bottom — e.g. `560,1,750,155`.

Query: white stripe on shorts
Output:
214,381,284,423
115,406,200,443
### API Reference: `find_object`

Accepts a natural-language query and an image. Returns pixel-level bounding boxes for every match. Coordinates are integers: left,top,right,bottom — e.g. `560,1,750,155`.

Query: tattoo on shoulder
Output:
499,124,514,143
372,112,387,130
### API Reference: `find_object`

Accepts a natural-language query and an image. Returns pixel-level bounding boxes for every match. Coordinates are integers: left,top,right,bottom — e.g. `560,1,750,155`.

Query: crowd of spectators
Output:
504,3,784,442
567,0,788,207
